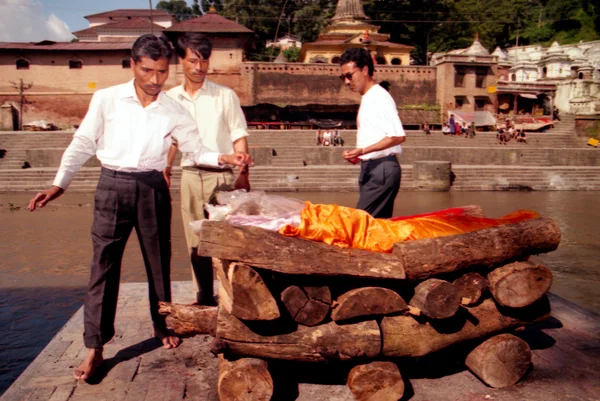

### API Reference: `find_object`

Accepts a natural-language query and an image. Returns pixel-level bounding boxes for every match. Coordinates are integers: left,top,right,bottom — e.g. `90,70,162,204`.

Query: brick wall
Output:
242,63,436,107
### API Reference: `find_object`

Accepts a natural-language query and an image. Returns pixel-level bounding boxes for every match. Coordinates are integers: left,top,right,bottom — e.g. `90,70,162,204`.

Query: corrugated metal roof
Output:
85,9,171,19
0,42,133,51
165,13,253,34
73,19,165,36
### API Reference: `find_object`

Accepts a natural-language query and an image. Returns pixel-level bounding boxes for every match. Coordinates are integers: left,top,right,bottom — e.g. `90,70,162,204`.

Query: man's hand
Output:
163,166,172,188
28,186,64,211
234,164,251,191
221,152,253,167
343,148,364,160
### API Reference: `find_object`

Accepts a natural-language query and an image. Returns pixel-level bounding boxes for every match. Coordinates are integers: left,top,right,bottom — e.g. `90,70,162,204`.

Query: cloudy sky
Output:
0,0,163,42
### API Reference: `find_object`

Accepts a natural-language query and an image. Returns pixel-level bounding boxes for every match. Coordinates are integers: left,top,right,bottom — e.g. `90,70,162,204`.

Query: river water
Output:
0,191,598,394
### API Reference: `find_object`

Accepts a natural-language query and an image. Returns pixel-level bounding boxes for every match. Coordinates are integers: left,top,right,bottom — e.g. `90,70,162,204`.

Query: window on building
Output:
331,56,341,64
16,58,30,70
69,60,83,69
542,67,547,79
475,67,487,88
122,58,131,69
578,72,583,79
455,96,466,109
454,67,466,87
475,98,487,111
391,58,401,65
376,56,386,65
511,73,516,82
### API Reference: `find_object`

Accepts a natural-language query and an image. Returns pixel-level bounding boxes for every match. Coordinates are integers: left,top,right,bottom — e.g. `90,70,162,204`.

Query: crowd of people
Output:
316,129,344,146
440,114,476,138
496,119,528,145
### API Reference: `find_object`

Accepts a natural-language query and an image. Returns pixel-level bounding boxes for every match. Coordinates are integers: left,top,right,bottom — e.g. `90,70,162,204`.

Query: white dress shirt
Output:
53,80,220,189
357,84,406,161
166,79,248,168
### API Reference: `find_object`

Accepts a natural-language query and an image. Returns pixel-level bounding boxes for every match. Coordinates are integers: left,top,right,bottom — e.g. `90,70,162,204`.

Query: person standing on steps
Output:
338,48,406,218
165,33,250,306
27,34,252,381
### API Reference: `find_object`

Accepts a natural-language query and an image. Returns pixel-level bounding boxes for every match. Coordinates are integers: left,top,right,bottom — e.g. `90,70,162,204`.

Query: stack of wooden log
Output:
159,207,560,401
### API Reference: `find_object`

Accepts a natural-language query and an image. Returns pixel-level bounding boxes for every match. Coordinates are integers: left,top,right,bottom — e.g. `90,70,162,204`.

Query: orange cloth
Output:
279,202,540,253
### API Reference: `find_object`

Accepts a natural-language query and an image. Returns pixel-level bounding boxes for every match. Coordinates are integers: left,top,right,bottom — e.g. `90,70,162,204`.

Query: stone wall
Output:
243,63,437,108
302,146,600,166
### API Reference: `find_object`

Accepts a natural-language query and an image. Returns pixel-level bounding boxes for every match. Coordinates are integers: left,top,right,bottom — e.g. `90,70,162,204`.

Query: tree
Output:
156,0,194,21
283,46,301,62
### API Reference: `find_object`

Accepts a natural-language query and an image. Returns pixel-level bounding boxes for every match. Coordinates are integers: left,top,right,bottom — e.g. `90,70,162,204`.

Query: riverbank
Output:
1,191,599,395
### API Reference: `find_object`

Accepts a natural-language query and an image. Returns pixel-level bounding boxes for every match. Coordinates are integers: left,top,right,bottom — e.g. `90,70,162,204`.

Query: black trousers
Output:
83,167,171,349
356,155,401,219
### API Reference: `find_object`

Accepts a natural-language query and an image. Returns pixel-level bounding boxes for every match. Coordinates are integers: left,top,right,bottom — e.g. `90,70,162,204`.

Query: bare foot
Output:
154,328,181,349
73,348,103,380
161,335,181,349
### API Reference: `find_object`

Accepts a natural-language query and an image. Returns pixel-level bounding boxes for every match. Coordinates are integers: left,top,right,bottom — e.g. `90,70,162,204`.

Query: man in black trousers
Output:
339,48,406,218
28,34,252,381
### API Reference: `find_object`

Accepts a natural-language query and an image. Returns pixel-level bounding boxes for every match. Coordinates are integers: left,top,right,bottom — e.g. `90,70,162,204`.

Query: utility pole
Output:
516,16,520,47
272,0,290,61
149,0,154,34
10,79,33,131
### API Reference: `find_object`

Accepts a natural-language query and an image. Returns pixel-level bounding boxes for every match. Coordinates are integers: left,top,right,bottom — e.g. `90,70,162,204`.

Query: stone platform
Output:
2,283,599,401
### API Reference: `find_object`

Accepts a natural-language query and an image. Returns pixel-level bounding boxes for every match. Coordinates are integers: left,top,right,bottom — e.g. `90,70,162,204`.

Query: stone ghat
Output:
2,282,598,401
1,128,599,192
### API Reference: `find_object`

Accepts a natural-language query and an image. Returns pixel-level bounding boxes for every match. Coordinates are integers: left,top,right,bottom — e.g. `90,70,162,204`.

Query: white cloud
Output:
0,0,73,42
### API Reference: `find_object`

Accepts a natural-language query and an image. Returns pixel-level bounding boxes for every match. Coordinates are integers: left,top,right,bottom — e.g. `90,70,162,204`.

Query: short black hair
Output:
339,48,374,76
175,33,213,60
131,34,172,62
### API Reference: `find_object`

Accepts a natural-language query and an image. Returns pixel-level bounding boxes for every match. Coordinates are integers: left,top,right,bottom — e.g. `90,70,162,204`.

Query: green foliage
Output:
156,0,194,21
398,103,441,111
156,0,599,64
283,46,301,62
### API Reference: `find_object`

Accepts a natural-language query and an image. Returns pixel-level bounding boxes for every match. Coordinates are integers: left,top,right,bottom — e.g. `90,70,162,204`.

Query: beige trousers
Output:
180,168,234,303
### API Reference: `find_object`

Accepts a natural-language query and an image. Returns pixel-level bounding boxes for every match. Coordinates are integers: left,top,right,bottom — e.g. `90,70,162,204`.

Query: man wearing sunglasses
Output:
339,48,406,218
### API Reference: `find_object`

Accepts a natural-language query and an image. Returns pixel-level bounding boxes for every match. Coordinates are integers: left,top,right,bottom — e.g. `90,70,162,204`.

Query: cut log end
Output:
410,279,460,319
218,356,274,401
465,334,532,388
488,262,553,308
281,285,331,326
453,272,489,306
215,260,280,321
332,287,408,322
347,361,405,401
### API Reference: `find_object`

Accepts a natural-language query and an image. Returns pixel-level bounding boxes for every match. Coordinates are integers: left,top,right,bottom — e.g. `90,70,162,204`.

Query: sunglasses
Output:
339,69,360,82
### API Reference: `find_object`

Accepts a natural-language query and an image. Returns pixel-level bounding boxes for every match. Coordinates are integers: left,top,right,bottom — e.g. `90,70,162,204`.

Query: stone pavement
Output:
2,283,599,401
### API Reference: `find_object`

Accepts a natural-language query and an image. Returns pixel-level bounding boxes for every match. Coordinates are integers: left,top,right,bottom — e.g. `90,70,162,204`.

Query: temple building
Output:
298,0,413,65
72,9,175,42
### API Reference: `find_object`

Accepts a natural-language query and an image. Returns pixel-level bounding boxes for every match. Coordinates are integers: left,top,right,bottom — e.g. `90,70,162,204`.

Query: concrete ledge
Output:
302,147,600,166
25,147,274,168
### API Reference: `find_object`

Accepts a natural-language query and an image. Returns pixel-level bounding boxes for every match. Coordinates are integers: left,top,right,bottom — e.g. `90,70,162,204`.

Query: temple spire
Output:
331,0,369,23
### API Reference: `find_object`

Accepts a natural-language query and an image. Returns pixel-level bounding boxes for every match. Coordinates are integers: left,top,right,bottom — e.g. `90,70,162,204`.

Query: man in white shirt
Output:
165,33,249,306
339,48,406,218
27,34,251,381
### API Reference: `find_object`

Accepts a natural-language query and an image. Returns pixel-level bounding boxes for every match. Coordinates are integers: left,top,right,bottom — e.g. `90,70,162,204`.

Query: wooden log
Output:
215,309,382,362
158,302,217,336
381,296,550,358
332,287,408,322
409,279,460,319
213,259,280,321
393,217,561,280
347,361,405,401
218,355,274,401
488,261,553,308
453,273,489,306
197,221,406,279
281,286,331,326
465,334,532,388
